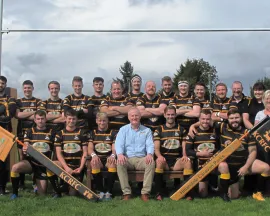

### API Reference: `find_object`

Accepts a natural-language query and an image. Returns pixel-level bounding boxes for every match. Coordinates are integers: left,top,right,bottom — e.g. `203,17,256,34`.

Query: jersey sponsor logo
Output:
186,136,189,140
175,132,179,136
136,101,142,105
101,101,105,104
210,135,215,140
63,143,81,153
57,105,61,110
162,139,180,149
120,103,125,107
105,136,110,141
187,100,192,104
45,135,50,140
30,102,35,107
178,106,192,110
149,117,158,122
95,143,112,153
33,142,50,153
23,108,34,112
203,104,209,108
74,135,79,140
153,132,158,136
197,143,215,153
222,105,227,110
81,101,85,105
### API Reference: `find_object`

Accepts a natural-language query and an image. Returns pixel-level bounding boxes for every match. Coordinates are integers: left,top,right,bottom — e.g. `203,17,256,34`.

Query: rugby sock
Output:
92,169,103,192
155,168,164,195
184,169,194,198
47,170,61,195
219,173,230,194
256,173,269,193
19,173,25,187
106,168,117,193
11,172,20,196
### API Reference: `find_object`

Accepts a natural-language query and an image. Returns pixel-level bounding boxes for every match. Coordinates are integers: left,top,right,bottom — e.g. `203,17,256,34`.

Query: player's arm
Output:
211,110,228,122
75,145,88,173
16,109,35,119
176,108,190,116
146,103,167,116
185,138,196,158
242,113,253,129
55,146,73,174
137,105,154,117
52,116,66,123
100,105,121,117
110,104,132,114
244,145,257,169
183,105,201,118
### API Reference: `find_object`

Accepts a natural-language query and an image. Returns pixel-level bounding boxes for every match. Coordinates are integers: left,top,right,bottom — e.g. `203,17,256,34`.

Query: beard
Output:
228,121,241,130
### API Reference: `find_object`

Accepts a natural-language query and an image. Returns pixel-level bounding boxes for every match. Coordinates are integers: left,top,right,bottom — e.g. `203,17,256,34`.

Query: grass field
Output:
0,181,269,216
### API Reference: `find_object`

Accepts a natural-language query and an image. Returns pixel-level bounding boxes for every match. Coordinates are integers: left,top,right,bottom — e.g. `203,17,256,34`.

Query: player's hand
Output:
22,144,29,154
145,154,153,165
107,155,116,165
65,167,74,175
91,155,101,165
199,148,213,157
73,167,83,174
117,154,127,165
181,155,190,163
83,108,88,113
156,155,166,165
188,125,197,138
238,166,248,176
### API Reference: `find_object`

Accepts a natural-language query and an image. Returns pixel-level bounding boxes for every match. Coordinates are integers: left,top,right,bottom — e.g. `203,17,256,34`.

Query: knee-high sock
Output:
219,173,230,195
92,169,103,192
19,173,25,186
183,169,194,196
11,172,20,195
106,168,117,194
256,173,269,193
155,168,164,195
0,161,8,189
47,169,61,194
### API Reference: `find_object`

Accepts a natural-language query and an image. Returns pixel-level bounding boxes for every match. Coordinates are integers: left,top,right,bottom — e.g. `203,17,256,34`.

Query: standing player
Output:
158,76,175,106
88,112,117,200
0,76,16,195
126,74,143,105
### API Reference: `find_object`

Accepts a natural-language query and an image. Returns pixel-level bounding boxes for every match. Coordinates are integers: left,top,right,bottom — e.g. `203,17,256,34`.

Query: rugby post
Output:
170,116,270,201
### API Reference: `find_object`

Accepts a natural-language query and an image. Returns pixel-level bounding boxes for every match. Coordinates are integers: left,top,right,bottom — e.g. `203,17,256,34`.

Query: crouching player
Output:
154,106,193,200
10,110,56,199
88,112,117,200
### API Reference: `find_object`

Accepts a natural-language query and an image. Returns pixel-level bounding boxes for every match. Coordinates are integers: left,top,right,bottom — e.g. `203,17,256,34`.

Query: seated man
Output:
10,110,55,199
115,107,155,201
54,109,88,196
88,112,117,200
154,105,193,201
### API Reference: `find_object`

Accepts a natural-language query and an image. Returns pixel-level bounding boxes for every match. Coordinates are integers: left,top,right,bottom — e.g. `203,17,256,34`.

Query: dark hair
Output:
48,81,60,89
253,82,266,91
0,76,7,84
72,76,83,84
93,77,104,83
227,108,241,117
164,105,176,114
215,82,227,90
194,82,206,89
200,109,212,116
34,110,46,118
161,76,172,83
64,109,77,118
23,80,33,86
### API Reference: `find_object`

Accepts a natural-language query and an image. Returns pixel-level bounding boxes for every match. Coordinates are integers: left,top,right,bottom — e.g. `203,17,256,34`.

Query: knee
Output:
218,162,229,173
11,163,20,173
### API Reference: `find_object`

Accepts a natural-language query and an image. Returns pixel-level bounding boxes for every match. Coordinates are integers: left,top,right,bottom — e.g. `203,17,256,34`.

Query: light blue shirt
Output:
115,124,154,157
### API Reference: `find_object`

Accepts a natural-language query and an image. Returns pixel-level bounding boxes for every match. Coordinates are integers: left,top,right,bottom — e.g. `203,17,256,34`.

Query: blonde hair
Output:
96,112,108,120
262,90,270,106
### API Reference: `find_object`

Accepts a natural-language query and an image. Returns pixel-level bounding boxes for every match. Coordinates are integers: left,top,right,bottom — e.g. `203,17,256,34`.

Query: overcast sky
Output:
2,0,270,99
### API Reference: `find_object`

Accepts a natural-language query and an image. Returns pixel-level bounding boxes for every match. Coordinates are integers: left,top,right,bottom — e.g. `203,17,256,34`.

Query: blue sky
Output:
2,0,270,98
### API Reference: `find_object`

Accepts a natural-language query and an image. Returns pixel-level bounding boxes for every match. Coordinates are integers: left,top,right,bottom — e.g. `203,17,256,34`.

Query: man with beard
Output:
39,81,65,132
16,80,42,190
100,81,132,131
88,112,117,200
89,77,107,129
154,106,192,201
63,76,93,130
136,81,167,132
0,76,16,195
126,74,143,106
218,108,270,201
158,76,175,106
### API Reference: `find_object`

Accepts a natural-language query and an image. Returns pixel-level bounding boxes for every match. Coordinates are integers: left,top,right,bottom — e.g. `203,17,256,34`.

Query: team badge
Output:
74,135,79,140
57,105,61,110
30,102,35,107
175,132,179,136
105,136,110,141
203,104,209,108
45,135,50,140
120,103,125,107
222,105,227,110
81,101,85,105
136,101,142,105
187,100,192,104
101,101,105,104
153,132,158,136
210,135,215,140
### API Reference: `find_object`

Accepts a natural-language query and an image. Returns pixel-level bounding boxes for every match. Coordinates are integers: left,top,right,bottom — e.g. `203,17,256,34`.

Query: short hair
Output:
200,109,212,117
93,77,104,83
48,81,60,89
232,81,243,88
23,80,33,86
227,108,241,117
161,76,172,83
111,80,123,90
262,90,270,106
34,110,46,118
72,76,83,84
128,106,140,115
215,82,227,90
253,82,266,91
194,82,206,89
0,76,7,84
96,112,108,119
164,105,176,114
145,80,156,88
64,109,78,118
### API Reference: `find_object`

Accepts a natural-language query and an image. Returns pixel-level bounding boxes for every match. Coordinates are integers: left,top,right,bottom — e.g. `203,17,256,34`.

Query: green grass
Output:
1,183,270,216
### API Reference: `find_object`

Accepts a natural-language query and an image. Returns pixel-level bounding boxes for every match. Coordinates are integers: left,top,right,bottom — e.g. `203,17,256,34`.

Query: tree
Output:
114,61,134,95
172,58,219,99
250,76,270,97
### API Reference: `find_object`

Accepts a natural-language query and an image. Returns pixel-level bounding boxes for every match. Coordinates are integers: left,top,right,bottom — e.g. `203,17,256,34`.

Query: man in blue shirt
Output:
116,107,155,201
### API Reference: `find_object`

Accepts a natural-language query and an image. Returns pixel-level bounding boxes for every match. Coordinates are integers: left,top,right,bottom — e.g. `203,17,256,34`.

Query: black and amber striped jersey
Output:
211,97,233,114
219,122,256,166
169,94,200,130
63,94,93,129
16,97,42,139
126,92,144,105
89,94,107,129
24,127,54,166
228,94,251,114
100,95,131,131
39,98,64,131
158,91,175,106
0,94,16,131
197,98,213,112
90,129,117,158
136,94,166,131
153,124,186,159
186,127,218,167
54,128,88,168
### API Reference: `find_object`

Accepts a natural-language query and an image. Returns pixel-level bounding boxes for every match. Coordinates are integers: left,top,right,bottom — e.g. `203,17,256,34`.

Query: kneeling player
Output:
88,112,117,200
154,106,193,200
54,109,88,196
10,110,55,199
